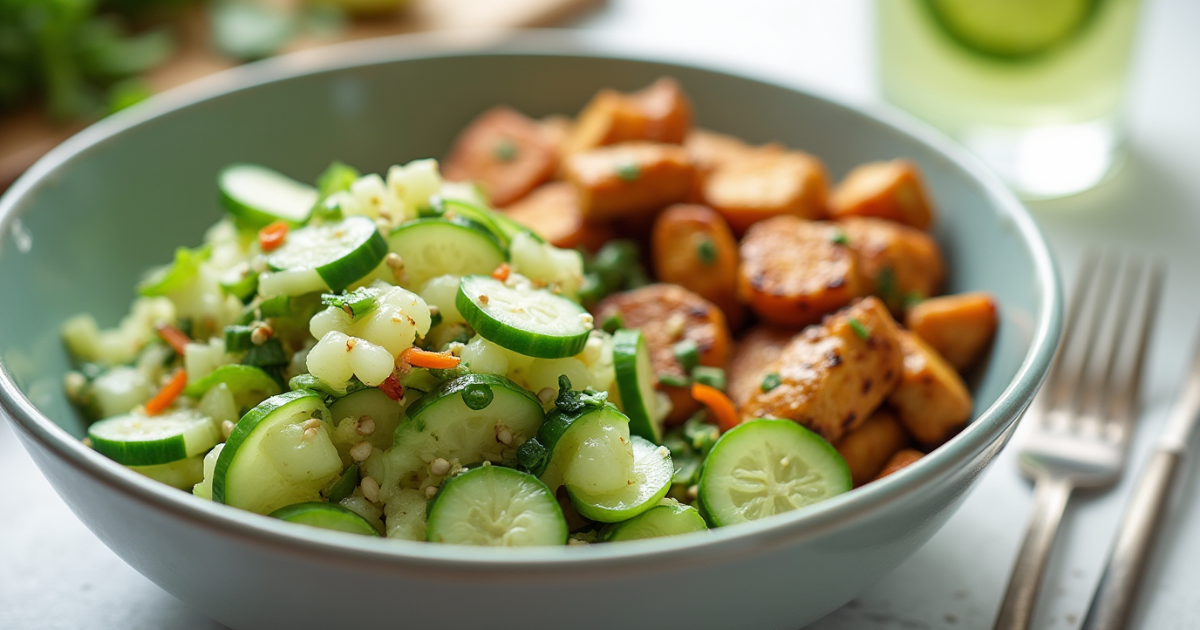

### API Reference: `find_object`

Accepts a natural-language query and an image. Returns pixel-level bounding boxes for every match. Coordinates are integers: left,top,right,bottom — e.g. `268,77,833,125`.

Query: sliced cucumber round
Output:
182,364,282,411
698,418,851,527
601,499,708,542
426,465,567,546
328,387,404,451
456,275,591,359
387,218,505,290
269,501,378,536
265,216,387,292
219,164,317,228
213,389,342,515
88,409,219,467
537,403,633,496
567,435,673,523
129,453,206,490
385,374,544,489
612,329,661,444
439,198,542,249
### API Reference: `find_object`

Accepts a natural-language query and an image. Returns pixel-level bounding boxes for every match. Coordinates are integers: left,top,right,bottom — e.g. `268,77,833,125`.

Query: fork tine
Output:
1104,261,1166,439
1042,252,1115,420
1076,257,1143,423
1035,250,1100,412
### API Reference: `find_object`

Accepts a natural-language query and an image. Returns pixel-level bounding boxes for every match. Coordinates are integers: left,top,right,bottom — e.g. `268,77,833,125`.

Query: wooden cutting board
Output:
0,0,603,190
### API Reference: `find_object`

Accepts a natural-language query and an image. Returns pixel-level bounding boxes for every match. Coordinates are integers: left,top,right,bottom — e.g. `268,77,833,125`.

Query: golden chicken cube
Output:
828,159,935,230
566,142,696,222
887,331,973,447
442,106,559,207
701,150,829,234
839,217,946,314
835,408,909,487
563,77,693,156
905,292,999,371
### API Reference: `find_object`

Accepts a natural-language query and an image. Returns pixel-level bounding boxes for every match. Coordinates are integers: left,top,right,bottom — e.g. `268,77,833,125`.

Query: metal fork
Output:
992,253,1165,630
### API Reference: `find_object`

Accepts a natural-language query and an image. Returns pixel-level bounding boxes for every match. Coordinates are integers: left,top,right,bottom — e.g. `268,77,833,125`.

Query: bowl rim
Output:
0,29,1061,572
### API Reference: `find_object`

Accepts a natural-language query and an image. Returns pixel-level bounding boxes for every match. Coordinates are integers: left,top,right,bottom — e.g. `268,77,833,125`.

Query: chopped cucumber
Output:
324,464,360,503
698,418,851,527
88,409,219,467
265,216,387,293
567,435,673,523
612,329,661,444
387,218,505,291
213,390,342,515
537,402,634,497
182,364,282,411
456,275,591,359
601,499,708,542
426,465,567,546
438,198,539,249
328,388,405,451
385,374,544,487
219,164,317,228
129,454,206,490
269,501,378,536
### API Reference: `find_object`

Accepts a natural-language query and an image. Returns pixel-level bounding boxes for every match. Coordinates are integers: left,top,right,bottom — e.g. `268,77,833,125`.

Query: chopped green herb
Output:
601,313,624,334
615,163,641,182
904,291,926,309
695,236,718,266
875,265,897,303
517,437,549,475
461,382,494,411
320,287,380,320
849,317,870,341
289,374,368,399
691,366,726,391
554,375,609,414
683,414,720,455
243,339,289,368
138,245,212,297
658,373,691,388
673,339,700,372
493,139,518,162
760,372,781,392
312,196,344,222
224,325,255,353
830,230,850,246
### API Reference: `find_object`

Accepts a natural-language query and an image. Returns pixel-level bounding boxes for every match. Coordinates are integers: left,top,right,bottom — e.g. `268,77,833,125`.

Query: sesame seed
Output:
385,252,404,273
350,441,373,462
356,416,376,436
430,457,451,476
537,387,556,404
221,420,235,439
478,294,489,305
424,485,438,499
302,427,318,442
361,476,380,503
495,425,513,445
780,457,790,467
302,418,322,431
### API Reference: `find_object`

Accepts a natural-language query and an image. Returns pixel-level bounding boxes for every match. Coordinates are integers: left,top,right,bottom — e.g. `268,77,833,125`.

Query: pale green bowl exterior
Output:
0,32,1060,630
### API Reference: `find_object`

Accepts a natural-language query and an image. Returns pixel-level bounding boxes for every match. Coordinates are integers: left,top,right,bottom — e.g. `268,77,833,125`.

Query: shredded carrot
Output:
145,369,187,416
258,221,290,252
491,262,511,282
400,347,461,370
380,374,404,402
155,323,192,355
692,382,740,432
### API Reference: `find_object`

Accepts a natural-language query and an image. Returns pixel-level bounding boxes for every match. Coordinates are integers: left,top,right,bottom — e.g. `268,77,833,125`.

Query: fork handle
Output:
1081,449,1184,630
993,475,1075,630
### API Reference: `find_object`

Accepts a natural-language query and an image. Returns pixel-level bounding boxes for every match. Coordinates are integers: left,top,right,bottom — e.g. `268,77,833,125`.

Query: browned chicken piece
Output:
742,297,903,443
566,142,696,222
835,408,909,487
651,204,743,327
726,325,796,408
839,217,946,314
828,159,935,230
594,284,732,426
684,129,779,172
738,216,867,327
540,115,573,161
502,182,616,252
888,331,973,447
442,106,559,207
905,292,999,371
701,150,829,234
563,78,693,156
874,448,924,480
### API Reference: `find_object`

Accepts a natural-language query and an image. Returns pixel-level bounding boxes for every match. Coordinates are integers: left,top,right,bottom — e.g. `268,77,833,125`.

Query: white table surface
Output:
3,1,1199,628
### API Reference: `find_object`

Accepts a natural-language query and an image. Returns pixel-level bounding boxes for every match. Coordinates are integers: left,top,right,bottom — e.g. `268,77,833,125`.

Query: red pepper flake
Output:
155,323,191,355
380,374,404,402
491,262,511,282
258,221,290,252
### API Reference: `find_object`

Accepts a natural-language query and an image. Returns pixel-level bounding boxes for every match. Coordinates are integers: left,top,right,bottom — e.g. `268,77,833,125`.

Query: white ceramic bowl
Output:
0,32,1060,630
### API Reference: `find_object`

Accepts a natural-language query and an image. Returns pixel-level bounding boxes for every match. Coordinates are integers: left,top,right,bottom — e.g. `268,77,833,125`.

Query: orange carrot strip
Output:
400,347,462,370
491,262,512,282
258,221,290,252
155,323,192,355
145,370,187,416
692,382,740,432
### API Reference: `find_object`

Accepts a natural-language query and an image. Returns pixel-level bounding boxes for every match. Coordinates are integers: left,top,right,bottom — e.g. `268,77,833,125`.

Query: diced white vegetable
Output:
258,267,329,299
306,331,357,391
198,382,238,425
90,366,152,418
460,336,509,375
383,487,428,541
192,443,224,500
509,232,585,299
184,338,235,385
61,297,175,366
387,159,442,210
419,275,465,325
260,421,342,485
527,357,592,396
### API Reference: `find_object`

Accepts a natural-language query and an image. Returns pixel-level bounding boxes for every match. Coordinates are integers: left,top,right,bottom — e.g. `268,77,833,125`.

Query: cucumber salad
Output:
63,79,996,546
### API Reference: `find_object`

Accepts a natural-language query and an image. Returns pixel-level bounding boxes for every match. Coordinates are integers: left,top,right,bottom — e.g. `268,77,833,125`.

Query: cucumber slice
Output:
537,402,634,496
601,499,708,542
456,275,591,359
612,329,661,444
385,374,544,488
698,418,851,527
269,501,378,536
324,464,360,503
328,388,404,451
567,435,673,523
219,164,317,228
213,389,342,515
387,218,505,290
426,465,567,546
438,198,542,249
88,409,219,466
265,216,387,293
129,454,206,490
182,364,282,411
923,0,1097,59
